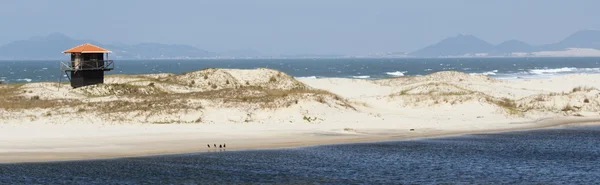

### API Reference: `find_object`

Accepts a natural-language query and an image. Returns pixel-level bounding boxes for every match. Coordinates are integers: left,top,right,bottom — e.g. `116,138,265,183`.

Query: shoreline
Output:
2,117,599,164
0,70,595,85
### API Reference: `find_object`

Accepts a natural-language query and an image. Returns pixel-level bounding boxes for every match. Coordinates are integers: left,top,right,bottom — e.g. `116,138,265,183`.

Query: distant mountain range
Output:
1,30,600,59
0,33,219,60
410,30,600,57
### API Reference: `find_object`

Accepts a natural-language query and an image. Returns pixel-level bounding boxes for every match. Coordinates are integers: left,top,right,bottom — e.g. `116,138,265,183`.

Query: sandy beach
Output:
1,68,599,163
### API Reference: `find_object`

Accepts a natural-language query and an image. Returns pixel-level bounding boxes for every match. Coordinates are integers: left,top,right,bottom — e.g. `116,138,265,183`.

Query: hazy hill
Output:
410,30,600,57
410,35,495,57
0,33,215,60
542,30,600,51
0,33,98,60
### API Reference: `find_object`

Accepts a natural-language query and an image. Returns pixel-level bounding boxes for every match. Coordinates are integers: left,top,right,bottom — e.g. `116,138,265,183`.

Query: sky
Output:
0,0,599,55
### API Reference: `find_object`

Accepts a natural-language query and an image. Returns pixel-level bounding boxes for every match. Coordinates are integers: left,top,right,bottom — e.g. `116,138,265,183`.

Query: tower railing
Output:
60,60,114,72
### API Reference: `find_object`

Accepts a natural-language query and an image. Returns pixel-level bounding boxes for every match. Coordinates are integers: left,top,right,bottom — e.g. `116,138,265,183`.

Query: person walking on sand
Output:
223,143,226,148
219,144,222,149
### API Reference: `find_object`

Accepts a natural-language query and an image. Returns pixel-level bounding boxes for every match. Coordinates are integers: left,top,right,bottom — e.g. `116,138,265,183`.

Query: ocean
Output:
1,126,599,184
1,57,600,83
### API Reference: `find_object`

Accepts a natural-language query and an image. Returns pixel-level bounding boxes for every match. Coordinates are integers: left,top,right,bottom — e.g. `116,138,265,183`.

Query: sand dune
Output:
1,68,599,162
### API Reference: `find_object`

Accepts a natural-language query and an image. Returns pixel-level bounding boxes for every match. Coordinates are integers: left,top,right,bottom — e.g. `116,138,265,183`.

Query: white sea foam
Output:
352,75,370,79
495,76,520,80
470,70,498,76
16,78,32,82
481,71,497,75
528,67,600,75
529,67,577,74
386,71,407,77
297,76,318,79
492,67,600,80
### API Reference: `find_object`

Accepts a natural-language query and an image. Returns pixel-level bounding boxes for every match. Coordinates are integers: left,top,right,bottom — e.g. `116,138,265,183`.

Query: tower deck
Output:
60,60,115,72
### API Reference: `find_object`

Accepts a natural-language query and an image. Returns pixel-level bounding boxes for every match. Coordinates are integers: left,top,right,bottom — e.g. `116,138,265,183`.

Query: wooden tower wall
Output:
70,70,105,88
69,53,106,88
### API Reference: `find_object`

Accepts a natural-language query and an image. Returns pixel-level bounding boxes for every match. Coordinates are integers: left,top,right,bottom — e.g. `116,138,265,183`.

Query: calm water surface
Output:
1,126,599,184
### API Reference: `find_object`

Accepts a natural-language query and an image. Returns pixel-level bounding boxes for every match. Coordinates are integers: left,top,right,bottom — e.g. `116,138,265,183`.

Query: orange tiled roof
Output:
63,43,111,53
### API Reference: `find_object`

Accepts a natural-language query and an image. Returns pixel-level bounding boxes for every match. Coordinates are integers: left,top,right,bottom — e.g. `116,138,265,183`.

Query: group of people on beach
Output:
207,143,226,149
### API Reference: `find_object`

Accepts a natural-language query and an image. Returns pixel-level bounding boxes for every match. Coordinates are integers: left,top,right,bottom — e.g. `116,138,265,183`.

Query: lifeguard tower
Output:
60,43,114,88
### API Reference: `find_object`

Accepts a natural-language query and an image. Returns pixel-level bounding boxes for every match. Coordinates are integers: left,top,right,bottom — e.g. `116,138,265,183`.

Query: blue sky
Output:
0,0,598,55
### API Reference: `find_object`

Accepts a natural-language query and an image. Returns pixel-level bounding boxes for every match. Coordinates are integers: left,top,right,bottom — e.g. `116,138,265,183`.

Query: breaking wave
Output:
386,71,407,77
352,75,370,79
297,76,318,79
528,67,600,75
16,78,32,82
470,70,498,76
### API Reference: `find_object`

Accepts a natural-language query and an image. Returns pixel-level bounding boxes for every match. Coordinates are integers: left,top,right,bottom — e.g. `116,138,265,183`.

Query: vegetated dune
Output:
0,68,354,124
1,69,599,125
298,71,600,120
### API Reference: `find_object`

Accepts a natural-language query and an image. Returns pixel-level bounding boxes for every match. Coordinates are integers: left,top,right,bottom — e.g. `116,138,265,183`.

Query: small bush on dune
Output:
486,97,520,115
534,95,546,102
303,115,318,123
572,86,596,93
316,96,326,103
496,98,516,109
561,104,575,112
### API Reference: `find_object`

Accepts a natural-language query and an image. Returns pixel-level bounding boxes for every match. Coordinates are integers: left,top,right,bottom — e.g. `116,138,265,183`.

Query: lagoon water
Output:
1,126,599,184
1,57,600,83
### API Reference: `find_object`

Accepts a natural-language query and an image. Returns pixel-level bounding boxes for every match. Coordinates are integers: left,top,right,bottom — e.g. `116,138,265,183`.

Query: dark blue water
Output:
1,57,600,83
1,126,599,184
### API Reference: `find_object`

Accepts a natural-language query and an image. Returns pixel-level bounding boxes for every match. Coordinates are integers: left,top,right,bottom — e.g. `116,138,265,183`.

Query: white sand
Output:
1,69,599,163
